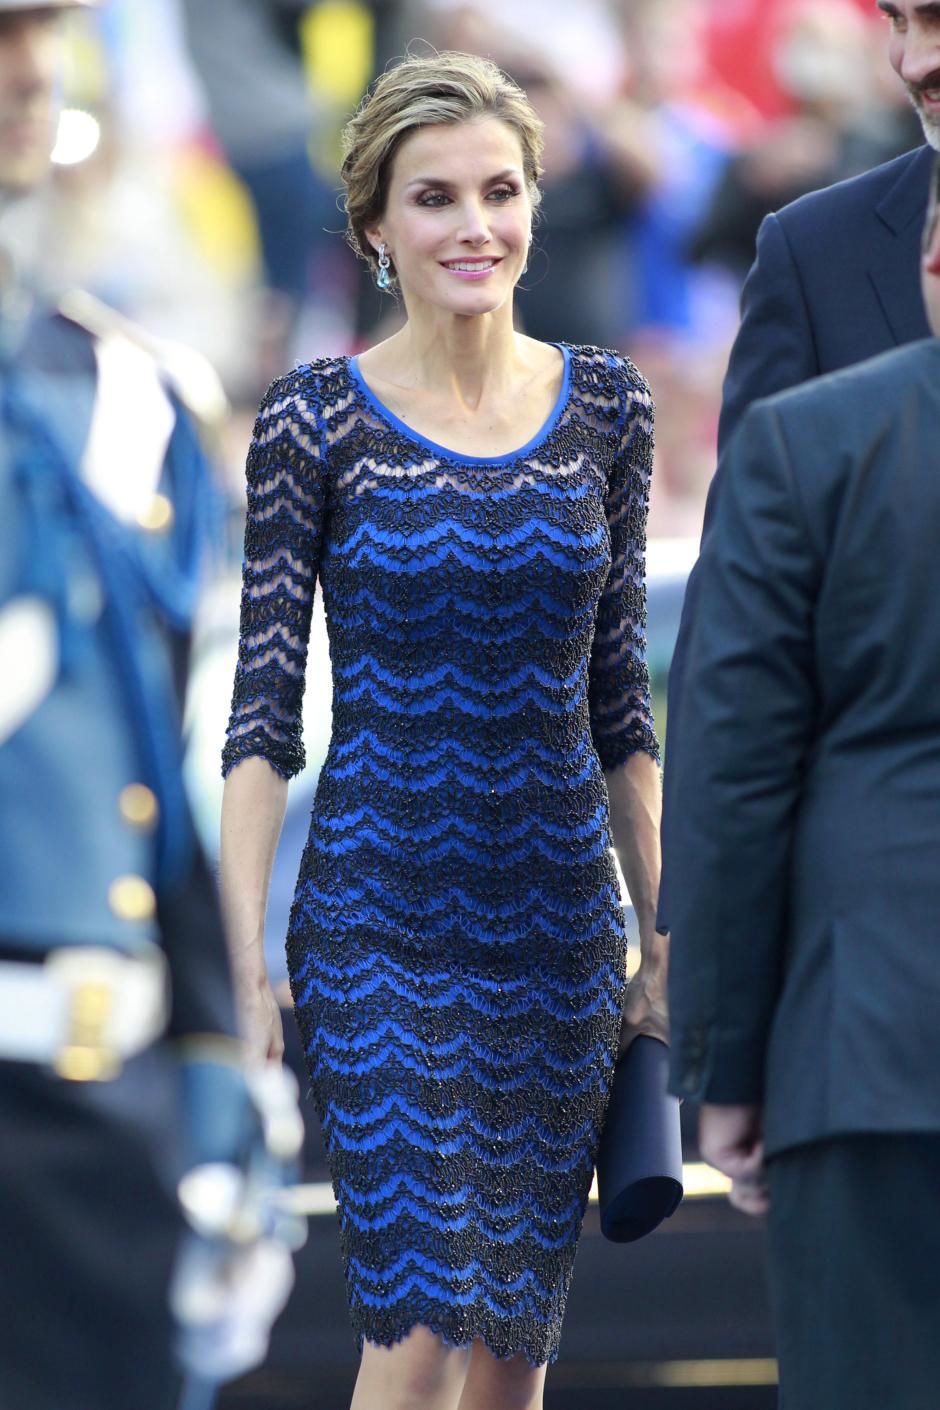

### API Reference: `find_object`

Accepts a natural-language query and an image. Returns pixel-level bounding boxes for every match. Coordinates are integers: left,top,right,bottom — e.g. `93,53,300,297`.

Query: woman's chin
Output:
431,284,514,320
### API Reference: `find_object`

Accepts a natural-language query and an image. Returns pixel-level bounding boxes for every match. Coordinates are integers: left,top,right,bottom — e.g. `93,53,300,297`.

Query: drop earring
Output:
376,243,392,290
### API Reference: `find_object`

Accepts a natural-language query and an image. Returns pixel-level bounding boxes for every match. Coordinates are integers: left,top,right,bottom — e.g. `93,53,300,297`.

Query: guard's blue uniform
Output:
0,296,238,1410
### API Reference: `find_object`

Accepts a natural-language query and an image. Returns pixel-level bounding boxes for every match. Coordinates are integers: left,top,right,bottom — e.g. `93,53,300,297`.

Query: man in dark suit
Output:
664,156,940,1409
657,1,939,932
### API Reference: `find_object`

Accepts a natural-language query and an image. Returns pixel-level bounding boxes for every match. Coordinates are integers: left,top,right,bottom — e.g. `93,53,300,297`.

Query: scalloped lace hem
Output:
356,1313,558,1369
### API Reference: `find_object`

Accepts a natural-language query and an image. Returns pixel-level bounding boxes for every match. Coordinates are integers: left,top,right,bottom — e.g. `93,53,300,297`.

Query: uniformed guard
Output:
0,6,304,1408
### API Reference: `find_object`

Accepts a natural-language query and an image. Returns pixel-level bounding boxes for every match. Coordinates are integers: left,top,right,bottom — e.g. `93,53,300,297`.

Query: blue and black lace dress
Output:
222,343,660,1366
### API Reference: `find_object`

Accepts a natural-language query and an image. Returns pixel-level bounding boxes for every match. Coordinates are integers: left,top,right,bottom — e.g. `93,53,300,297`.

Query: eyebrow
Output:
877,1,940,15
404,168,524,190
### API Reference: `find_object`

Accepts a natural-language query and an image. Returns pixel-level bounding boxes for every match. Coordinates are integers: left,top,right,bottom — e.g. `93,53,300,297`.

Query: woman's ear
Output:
364,227,384,256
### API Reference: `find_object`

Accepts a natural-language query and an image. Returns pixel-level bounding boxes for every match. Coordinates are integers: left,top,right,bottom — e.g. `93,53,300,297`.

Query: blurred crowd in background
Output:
15,0,922,531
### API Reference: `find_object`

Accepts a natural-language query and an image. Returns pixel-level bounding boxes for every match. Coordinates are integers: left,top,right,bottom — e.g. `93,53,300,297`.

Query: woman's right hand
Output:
237,970,285,1064
219,758,290,1064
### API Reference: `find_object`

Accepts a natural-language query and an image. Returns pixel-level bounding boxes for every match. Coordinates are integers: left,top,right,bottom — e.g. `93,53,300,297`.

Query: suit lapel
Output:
868,146,934,347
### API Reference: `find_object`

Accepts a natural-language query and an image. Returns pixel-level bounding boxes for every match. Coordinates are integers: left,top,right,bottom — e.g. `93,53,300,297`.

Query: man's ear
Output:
925,217,940,279
923,159,940,274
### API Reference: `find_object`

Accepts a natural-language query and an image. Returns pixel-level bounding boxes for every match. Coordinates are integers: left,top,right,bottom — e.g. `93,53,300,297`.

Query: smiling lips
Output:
915,78,940,112
440,257,503,280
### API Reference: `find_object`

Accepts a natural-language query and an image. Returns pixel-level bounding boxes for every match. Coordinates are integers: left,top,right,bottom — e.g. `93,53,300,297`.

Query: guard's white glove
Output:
171,1232,296,1381
170,1061,307,1383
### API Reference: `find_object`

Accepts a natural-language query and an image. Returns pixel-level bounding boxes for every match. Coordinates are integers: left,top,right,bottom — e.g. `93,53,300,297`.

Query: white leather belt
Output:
0,945,169,1080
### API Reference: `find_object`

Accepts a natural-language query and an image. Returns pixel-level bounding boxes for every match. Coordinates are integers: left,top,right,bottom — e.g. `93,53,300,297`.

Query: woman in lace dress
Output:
220,51,668,1410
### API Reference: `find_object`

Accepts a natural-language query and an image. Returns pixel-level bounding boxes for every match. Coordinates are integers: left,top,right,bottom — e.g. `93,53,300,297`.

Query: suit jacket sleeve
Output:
657,208,822,935
665,401,821,1103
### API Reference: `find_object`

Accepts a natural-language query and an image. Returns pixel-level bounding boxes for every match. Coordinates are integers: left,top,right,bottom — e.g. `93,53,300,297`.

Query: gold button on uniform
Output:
108,875,157,923
136,494,174,534
118,783,159,831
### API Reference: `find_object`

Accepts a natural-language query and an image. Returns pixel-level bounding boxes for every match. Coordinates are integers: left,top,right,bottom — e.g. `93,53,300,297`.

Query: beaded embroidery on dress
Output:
222,343,659,1365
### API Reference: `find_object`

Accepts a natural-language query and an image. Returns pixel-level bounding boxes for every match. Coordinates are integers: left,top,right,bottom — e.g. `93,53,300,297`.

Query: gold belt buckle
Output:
54,975,121,1083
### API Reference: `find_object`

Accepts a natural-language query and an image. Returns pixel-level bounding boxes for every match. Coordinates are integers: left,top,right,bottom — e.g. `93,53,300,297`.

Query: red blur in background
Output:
706,0,881,119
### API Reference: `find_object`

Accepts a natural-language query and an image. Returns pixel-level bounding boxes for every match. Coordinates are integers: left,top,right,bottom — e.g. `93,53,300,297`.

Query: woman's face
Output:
367,116,533,320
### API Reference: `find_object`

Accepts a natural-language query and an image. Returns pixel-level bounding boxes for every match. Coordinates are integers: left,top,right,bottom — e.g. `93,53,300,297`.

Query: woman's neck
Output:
379,303,526,409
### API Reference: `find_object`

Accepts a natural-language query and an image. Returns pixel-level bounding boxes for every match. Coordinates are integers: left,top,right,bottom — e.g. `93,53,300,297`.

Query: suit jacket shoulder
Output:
756,336,940,483
773,146,933,358
716,145,933,457
776,144,932,244
746,336,940,541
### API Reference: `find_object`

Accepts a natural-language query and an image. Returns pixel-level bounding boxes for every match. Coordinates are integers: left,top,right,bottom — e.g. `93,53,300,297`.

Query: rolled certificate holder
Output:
596,1035,684,1243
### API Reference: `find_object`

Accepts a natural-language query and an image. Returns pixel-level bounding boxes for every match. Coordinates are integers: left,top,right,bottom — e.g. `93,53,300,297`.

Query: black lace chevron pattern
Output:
222,343,659,1365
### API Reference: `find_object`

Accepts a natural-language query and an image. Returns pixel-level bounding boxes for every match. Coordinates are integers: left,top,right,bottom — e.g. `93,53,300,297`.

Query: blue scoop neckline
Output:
347,342,571,466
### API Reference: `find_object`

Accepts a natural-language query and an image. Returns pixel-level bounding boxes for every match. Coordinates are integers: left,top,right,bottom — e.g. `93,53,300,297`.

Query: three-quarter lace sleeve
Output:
588,360,660,770
221,369,328,779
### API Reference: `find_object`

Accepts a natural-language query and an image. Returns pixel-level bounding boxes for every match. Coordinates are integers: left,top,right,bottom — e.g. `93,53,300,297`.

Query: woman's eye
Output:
416,187,518,207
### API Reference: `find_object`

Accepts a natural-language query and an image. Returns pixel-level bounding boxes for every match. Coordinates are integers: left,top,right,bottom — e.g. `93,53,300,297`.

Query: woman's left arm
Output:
607,752,669,1054
587,354,667,1054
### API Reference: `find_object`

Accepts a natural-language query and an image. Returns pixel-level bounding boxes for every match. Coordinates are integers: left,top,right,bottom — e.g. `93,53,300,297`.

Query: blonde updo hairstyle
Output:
341,50,545,288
